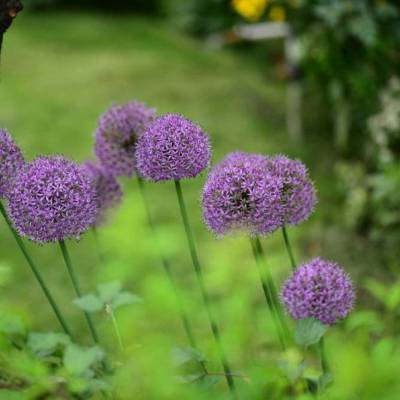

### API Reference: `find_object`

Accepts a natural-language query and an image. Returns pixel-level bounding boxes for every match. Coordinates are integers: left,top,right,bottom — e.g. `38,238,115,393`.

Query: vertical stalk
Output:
281,225,296,271
174,180,238,399
250,237,286,350
0,201,73,337
58,240,99,344
137,176,207,374
319,337,330,375
106,305,123,352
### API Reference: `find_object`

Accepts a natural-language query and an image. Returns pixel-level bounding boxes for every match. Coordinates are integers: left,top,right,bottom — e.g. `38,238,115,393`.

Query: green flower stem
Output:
174,180,238,399
250,237,286,350
282,225,296,271
319,337,330,375
0,201,73,337
106,305,123,352
58,240,99,344
137,176,207,374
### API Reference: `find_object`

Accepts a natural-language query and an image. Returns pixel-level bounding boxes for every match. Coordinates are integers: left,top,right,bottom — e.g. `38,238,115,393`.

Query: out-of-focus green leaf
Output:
349,15,377,47
73,294,104,313
97,281,122,303
63,344,104,376
0,313,25,336
319,372,333,389
197,374,222,390
27,332,70,357
295,318,327,347
111,292,142,310
74,282,141,314
171,346,206,368
386,284,400,311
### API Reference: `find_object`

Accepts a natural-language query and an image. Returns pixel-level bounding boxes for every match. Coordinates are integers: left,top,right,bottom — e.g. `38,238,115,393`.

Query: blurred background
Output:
1,1,400,399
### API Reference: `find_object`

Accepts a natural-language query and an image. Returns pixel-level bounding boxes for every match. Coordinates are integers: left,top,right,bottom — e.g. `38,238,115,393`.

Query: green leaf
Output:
111,292,142,310
171,346,206,368
64,344,104,376
197,374,222,390
294,318,327,347
73,294,104,313
0,313,25,336
27,332,70,356
319,372,333,389
386,284,400,311
97,281,122,303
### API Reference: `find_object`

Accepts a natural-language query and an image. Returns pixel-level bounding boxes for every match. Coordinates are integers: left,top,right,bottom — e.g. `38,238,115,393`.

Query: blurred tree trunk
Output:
0,0,23,53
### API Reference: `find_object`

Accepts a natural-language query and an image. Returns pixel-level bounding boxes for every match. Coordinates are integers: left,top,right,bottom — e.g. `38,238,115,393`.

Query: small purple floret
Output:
281,257,355,325
202,152,282,236
0,129,25,198
94,101,156,177
7,156,97,243
266,155,317,225
82,160,123,226
135,114,211,181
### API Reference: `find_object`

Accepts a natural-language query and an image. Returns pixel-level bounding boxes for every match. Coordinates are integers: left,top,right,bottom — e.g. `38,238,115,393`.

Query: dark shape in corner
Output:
0,0,23,53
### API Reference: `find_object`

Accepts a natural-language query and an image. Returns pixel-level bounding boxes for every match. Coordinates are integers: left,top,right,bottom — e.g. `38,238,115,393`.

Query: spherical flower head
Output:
281,258,355,325
0,129,25,198
135,114,211,181
7,156,97,243
94,101,156,177
266,155,317,225
202,152,283,236
82,160,123,226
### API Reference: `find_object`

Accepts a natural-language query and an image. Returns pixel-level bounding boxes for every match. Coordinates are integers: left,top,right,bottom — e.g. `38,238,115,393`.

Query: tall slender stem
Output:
0,201,73,337
282,225,296,271
137,176,207,374
250,238,286,350
319,337,330,375
58,240,99,344
174,180,238,399
106,305,123,351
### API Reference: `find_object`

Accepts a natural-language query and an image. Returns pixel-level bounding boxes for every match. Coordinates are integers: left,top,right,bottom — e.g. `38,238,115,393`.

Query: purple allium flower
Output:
135,114,211,181
0,129,25,198
7,156,97,243
94,101,156,177
81,160,123,226
266,155,317,225
202,152,283,236
281,258,355,325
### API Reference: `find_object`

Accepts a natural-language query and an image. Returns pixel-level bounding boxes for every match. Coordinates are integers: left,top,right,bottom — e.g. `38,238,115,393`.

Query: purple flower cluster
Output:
281,258,355,325
7,156,97,243
82,160,123,226
202,152,282,236
0,129,25,198
136,114,211,181
94,101,156,177
202,152,317,236
266,155,316,225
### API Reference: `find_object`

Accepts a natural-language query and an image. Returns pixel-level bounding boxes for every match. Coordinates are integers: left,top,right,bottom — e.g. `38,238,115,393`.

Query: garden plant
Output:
0,99,359,399
1,4,400,400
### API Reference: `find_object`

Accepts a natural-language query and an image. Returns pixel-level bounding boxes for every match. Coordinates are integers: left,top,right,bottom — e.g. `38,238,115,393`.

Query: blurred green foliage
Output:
0,9,399,400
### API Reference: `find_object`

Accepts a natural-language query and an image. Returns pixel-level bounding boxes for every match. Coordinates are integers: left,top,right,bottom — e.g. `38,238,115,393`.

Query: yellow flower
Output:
232,0,269,22
269,5,286,22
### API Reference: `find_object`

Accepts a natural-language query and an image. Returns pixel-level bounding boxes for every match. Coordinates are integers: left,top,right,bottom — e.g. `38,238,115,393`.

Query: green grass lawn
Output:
0,12,371,399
